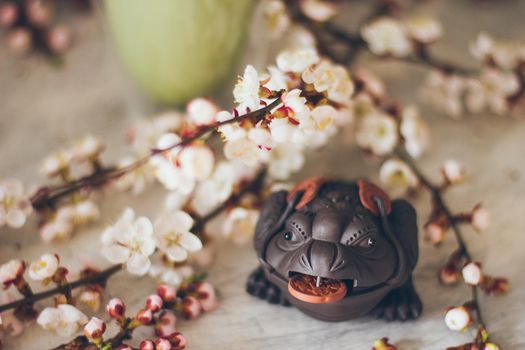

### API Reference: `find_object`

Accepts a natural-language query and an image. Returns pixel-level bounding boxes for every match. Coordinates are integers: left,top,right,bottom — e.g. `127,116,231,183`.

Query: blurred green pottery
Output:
104,0,253,105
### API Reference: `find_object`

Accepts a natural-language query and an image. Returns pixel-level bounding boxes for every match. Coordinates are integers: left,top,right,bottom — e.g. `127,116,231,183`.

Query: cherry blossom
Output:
73,200,100,225
400,105,430,158
106,298,126,320
470,32,524,70
37,304,88,337
40,149,73,178
0,259,25,288
361,17,412,57
0,179,32,229
354,69,385,99
222,207,260,245
72,135,104,163
462,262,483,286
79,290,101,311
115,157,154,195
28,253,59,281
222,124,274,166
83,317,106,340
405,15,443,44
262,66,288,92
471,204,490,232
355,111,398,156
444,306,472,332
441,160,465,185
300,0,338,22
233,65,262,112
302,60,354,103
263,0,290,39
266,144,305,180
466,69,520,115
422,70,466,118
186,98,218,126
276,47,320,73
129,112,183,155
154,211,202,262
379,159,419,194
40,207,74,243
101,208,156,275
191,161,236,215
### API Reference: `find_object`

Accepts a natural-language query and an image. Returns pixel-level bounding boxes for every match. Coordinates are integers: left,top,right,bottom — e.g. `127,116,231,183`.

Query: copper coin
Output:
288,274,347,304
358,179,391,216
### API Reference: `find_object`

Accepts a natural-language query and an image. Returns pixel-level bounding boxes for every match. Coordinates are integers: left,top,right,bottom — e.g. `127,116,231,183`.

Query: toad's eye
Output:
367,237,377,248
284,232,293,241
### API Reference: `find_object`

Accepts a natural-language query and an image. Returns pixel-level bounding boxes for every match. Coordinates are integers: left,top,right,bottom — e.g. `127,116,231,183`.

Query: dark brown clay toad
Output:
246,178,422,322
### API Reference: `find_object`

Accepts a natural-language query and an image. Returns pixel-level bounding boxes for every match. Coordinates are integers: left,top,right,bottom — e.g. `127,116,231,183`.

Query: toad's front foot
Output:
372,277,422,321
246,266,291,307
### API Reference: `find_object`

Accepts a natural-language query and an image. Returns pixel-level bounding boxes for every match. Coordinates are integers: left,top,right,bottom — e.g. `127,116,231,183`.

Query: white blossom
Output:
83,317,106,340
299,0,338,22
462,262,483,286
466,69,520,115
267,144,305,180
262,66,288,92
72,135,104,162
149,264,194,287
115,157,154,195
444,306,471,332
28,253,59,281
222,125,274,166
40,150,73,178
222,207,260,245
263,0,290,38
302,60,354,103
276,47,320,73
471,205,490,232
129,111,183,155
154,211,202,262
233,65,261,112
73,200,100,225
37,304,88,337
0,179,31,229
361,17,412,57
354,69,385,99
441,160,465,184
0,260,25,287
422,70,466,118
356,111,398,156
400,105,430,158
470,32,524,70
101,208,156,275
40,207,74,243
379,159,418,193
405,15,443,44
186,98,218,125
191,162,236,215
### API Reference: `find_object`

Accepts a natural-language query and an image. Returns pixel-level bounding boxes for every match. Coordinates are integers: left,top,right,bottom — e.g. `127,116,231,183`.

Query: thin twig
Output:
394,148,486,330
30,93,283,211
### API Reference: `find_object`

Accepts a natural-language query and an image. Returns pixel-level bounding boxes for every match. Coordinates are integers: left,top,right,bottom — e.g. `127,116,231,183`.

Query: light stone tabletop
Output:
1,1,525,349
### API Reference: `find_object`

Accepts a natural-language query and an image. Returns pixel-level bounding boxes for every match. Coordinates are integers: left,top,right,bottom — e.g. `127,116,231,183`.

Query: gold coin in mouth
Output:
288,274,347,304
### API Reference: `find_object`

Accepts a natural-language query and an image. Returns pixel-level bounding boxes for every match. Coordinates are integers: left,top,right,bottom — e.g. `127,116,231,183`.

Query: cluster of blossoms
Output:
0,0,73,56
38,135,103,242
0,179,32,229
422,32,525,118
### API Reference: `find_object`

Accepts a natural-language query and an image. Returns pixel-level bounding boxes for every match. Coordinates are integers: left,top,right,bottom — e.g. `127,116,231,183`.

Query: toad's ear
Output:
388,199,419,270
254,190,288,254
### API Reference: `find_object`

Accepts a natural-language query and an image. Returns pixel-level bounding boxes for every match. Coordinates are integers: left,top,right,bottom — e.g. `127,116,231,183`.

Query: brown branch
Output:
394,148,486,332
30,93,283,211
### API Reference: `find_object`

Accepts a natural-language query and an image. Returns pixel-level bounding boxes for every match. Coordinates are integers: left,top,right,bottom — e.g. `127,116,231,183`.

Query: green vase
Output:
104,0,254,106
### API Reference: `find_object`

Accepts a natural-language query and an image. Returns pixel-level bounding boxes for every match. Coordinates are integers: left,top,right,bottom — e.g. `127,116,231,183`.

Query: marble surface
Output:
1,1,525,349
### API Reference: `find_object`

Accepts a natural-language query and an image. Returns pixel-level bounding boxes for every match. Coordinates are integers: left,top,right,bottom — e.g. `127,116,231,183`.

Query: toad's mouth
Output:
287,272,356,304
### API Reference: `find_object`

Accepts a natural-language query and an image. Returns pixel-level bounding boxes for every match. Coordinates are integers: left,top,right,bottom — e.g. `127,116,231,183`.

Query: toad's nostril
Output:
300,253,312,271
330,258,345,273
308,240,337,274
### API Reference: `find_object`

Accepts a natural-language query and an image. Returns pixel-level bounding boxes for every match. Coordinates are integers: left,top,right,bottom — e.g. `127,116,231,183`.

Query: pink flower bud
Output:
139,340,155,350
182,296,201,319
196,282,218,312
424,222,445,245
46,26,71,54
25,0,53,27
137,308,153,325
441,160,465,185
444,306,472,331
6,28,32,55
0,3,18,28
0,260,25,288
471,204,490,232
79,290,101,311
165,332,187,350
116,345,133,350
106,298,126,319
439,264,460,285
157,284,177,302
83,317,106,340
462,262,483,286
155,338,173,350
146,294,163,312
155,310,177,337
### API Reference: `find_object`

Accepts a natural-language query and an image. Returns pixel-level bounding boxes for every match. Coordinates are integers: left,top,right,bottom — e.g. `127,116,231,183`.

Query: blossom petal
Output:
102,244,130,264
135,217,154,237
165,245,188,262
6,208,26,228
179,232,203,252
173,211,194,232
126,253,151,275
